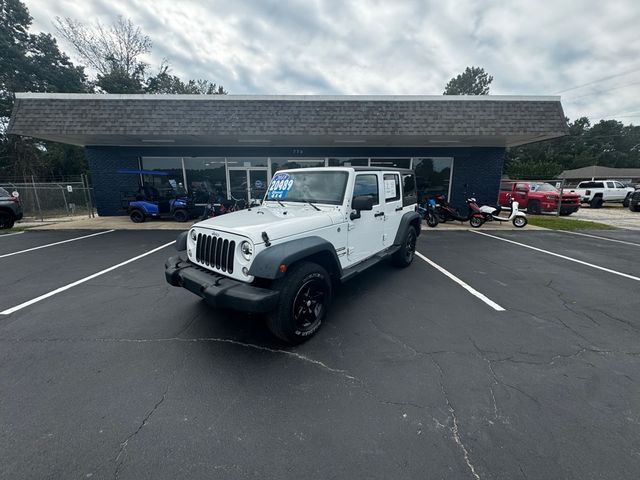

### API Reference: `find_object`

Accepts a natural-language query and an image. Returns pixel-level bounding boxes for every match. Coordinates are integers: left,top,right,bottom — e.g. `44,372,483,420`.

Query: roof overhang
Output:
8,93,568,149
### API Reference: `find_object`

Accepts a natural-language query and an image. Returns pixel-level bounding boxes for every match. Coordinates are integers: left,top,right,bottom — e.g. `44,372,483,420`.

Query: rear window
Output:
578,181,604,188
402,174,417,206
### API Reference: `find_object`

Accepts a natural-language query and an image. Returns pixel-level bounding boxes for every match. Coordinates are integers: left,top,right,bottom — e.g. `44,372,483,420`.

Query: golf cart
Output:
119,169,201,223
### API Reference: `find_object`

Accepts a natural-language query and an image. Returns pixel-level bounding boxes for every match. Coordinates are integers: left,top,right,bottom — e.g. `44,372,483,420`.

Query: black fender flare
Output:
393,211,421,246
248,236,342,280
175,231,188,251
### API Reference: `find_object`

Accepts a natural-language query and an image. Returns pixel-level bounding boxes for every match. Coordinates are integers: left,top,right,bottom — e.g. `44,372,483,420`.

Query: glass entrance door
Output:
228,168,269,205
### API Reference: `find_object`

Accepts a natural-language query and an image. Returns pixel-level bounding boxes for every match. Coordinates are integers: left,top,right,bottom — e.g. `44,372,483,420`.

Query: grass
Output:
527,216,615,231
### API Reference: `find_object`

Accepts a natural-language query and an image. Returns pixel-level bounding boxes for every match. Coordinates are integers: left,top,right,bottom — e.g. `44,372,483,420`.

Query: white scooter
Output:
479,199,528,228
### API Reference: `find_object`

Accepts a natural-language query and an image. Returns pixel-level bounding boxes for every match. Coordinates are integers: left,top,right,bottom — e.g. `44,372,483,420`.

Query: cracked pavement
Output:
1,229,640,479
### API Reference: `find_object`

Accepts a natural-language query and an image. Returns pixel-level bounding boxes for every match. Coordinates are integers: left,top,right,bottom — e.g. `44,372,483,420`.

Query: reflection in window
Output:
140,157,186,198
271,158,326,172
183,157,227,203
370,158,411,169
413,157,453,202
328,158,368,167
353,174,379,205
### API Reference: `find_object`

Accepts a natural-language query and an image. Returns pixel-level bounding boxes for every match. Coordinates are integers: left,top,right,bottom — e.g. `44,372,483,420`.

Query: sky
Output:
25,0,640,125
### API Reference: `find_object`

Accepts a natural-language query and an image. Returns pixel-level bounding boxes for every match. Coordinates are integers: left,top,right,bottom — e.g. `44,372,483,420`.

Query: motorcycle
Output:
432,194,485,228
417,198,439,227
478,199,528,228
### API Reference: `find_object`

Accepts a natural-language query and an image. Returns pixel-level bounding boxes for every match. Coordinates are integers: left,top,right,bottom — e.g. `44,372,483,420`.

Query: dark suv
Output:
629,188,640,212
0,187,23,229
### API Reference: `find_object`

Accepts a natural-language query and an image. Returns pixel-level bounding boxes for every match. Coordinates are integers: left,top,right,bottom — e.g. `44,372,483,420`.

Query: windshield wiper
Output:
304,200,321,211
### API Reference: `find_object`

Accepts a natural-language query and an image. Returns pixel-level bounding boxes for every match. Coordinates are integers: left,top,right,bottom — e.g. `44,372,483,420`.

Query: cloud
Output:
24,0,640,124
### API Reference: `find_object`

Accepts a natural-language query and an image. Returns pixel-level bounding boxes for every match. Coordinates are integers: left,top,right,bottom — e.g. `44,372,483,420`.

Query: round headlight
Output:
240,241,253,260
190,229,197,241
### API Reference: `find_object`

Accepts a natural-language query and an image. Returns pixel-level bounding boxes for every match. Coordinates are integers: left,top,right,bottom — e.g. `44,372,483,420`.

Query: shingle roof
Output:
8,93,568,147
559,166,640,179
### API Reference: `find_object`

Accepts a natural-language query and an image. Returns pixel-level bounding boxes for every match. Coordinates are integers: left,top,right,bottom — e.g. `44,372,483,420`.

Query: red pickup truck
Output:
499,181,581,215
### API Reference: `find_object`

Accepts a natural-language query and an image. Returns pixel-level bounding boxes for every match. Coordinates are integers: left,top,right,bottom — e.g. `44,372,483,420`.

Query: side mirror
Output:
350,195,374,220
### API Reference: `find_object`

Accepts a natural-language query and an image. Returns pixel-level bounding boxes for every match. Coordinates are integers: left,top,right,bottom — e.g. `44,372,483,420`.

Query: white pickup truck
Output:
569,180,635,208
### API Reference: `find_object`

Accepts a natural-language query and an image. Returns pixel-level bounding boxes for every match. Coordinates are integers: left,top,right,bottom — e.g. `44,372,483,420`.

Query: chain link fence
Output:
0,175,95,221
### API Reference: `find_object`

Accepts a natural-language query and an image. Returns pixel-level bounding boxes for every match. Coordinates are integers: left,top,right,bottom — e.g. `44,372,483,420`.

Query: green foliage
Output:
506,117,640,175
527,216,615,231
1,0,87,178
505,160,563,180
443,66,493,95
145,64,227,94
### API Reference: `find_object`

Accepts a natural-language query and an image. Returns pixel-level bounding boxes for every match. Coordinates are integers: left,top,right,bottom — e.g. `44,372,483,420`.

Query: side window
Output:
606,181,615,188
383,174,400,202
402,174,417,206
594,182,604,188
353,174,379,205
500,182,513,191
614,181,624,188
515,183,529,191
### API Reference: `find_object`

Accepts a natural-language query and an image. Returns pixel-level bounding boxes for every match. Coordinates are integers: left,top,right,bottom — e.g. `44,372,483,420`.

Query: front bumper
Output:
165,255,279,313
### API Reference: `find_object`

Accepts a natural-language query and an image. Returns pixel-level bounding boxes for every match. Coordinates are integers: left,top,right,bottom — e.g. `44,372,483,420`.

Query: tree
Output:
443,66,493,95
54,16,151,93
145,63,227,95
1,0,87,178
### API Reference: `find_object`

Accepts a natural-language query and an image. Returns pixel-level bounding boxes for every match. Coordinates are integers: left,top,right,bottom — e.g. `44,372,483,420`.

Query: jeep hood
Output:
195,205,337,243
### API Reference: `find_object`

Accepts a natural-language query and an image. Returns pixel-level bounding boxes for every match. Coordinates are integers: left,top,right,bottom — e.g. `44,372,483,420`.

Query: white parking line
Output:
0,230,115,259
556,230,640,247
0,241,175,315
0,231,25,238
415,251,506,312
470,230,640,282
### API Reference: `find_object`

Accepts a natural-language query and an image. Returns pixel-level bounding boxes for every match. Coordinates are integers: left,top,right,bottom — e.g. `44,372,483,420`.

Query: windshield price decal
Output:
267,173,294,199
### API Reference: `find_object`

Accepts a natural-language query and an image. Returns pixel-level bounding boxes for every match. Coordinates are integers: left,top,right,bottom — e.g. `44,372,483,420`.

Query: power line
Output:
554,66,640,94
563,80,640,101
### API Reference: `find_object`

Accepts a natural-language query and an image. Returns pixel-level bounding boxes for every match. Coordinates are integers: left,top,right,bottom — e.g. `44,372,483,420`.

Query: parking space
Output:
1,229,639,479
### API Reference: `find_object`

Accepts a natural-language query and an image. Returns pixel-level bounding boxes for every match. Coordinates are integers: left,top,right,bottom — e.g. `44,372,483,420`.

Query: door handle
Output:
374,212,385,217
395,206,403,211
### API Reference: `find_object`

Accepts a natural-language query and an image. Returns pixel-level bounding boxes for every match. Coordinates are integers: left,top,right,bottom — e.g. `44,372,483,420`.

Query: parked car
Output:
568,180,635,208
0,187,23,229
165,167,421,344
629,188,640,212
499,181,581,215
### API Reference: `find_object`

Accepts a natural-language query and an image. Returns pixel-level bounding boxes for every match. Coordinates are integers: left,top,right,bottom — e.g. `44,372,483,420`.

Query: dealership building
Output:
8,93,567,215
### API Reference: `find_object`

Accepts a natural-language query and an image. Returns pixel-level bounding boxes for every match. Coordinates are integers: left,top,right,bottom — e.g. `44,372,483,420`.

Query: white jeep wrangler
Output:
165,167,421,344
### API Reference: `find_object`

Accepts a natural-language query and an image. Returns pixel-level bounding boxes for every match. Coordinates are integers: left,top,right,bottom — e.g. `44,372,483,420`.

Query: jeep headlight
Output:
190,229,197,241
240,241,253,260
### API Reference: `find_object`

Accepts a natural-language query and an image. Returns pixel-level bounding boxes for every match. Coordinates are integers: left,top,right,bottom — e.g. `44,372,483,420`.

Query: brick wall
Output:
86,147,139,216
449,148,505,211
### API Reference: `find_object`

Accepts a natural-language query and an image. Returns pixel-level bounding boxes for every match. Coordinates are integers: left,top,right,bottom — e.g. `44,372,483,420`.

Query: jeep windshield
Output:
265,171,348,205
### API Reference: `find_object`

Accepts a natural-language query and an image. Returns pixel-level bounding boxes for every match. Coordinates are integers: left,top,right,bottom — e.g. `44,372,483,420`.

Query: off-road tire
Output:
0,211,15,229
173,209,188,222
527,201,541,215
392,226,417,268
559,210,573,216
266,262,332,344
623,195,630,208
590,196,603,208
129,209,145,223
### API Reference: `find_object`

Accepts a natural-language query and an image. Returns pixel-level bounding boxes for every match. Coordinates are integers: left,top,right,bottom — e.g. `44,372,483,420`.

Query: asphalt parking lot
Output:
1,228,639,479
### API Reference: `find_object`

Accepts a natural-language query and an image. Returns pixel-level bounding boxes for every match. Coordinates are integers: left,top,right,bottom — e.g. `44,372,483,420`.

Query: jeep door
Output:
347,173,385,264
382,173,403,245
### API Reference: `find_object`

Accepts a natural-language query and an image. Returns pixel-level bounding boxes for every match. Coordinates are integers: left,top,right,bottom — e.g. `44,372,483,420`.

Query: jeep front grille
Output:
196,233,235,274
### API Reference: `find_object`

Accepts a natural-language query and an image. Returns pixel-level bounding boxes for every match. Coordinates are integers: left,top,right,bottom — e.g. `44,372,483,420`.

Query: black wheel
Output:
527,201,541,215
266,262,332,344
173,209,188,222
392,226,417,268
630,203,640,212
590,197,603,208
0,211,15,229
559,210,573,216
129,209,145,223
469,216,484,228
513,216,528,228
623,195,630,208
426,212,438,227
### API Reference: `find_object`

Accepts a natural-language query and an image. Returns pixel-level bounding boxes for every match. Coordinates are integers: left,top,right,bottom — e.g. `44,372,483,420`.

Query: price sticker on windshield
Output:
267,173,294,200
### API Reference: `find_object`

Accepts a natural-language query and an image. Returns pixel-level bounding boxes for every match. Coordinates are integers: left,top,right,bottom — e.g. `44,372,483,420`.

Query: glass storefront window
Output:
370,158,411,168
413,157,453,202
270,158,327,172
328,158,369,167
228,157,268,168
140,157,186,198
183,157,227,203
